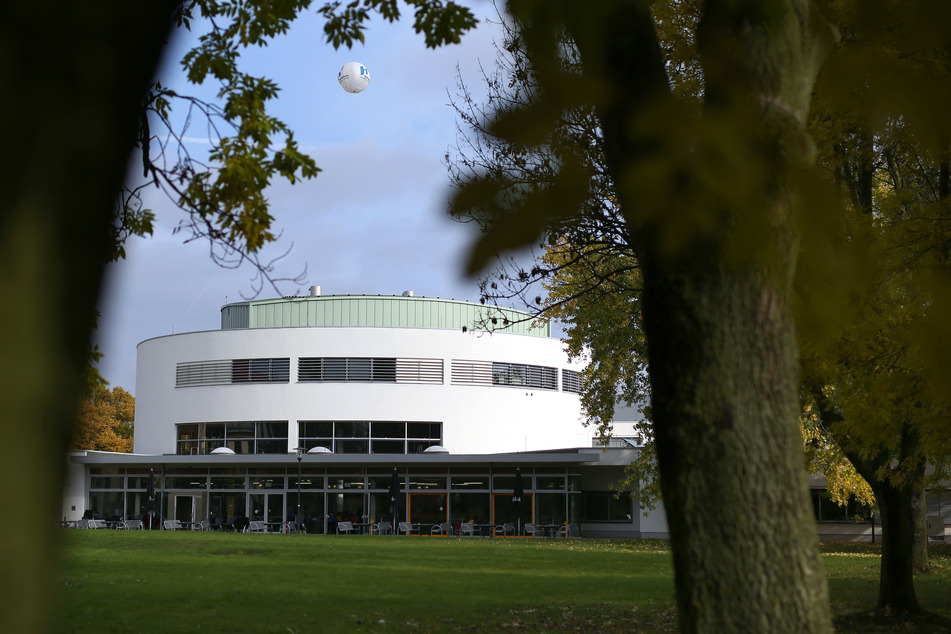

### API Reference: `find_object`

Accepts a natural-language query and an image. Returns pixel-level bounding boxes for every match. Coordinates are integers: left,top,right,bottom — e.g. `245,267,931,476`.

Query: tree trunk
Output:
641,258,832,632
844,430,924,614
871,479,922,613
0,3,175,632
596,1,836,630
912,479,930,574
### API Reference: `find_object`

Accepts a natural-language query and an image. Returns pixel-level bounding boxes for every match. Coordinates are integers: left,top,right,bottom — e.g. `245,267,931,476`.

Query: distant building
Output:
63,291,657,537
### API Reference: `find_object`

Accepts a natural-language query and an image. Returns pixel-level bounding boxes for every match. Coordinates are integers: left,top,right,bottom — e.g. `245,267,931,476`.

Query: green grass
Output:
51,533,951,632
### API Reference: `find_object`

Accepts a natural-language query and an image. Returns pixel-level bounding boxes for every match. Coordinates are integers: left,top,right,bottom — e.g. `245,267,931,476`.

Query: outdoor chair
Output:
87,519,107,529
398,521,417,536
197,519,211,531
494,522,514,537
524,523,544,538
163,519,183,530
370,521,392,535
431,522,453,537
459,522,478,537
337,521,355,534
558,523,580,539
248,520,268,533
121,519,144,530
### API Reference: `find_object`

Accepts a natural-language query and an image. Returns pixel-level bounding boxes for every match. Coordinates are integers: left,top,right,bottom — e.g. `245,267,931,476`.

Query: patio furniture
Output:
163,519,183,530
370,521,392,535
431,522,453,537
524,523,544,538
398,521,417,536
459,522,478,537
86,519,107,529
494,522,514,537
248,520,268,533
121,519,144,530
337,521,355,534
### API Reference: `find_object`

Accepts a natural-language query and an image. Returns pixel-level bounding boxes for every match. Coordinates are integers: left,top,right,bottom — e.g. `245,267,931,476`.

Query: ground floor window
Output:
811,490,873,522
84,466,583,531
580,491,634,522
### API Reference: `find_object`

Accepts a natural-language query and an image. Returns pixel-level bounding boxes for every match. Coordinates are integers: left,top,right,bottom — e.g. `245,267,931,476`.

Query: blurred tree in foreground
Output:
0,2,476,632
450,0,951,630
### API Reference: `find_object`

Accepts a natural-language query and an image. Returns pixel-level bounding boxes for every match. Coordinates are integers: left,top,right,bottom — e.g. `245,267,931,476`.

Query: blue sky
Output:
96,3,511,393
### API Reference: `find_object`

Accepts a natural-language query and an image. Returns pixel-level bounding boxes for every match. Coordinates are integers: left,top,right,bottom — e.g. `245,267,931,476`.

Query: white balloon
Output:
338,62,370,94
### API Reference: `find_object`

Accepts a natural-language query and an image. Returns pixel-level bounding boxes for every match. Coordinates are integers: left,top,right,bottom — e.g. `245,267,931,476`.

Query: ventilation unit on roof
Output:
309,285,322,296
402,290,415,297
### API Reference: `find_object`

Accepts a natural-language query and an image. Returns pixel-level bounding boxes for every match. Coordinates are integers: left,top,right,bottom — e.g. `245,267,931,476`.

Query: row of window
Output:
175,420,443,456
85,489,633,525
175,357,582,393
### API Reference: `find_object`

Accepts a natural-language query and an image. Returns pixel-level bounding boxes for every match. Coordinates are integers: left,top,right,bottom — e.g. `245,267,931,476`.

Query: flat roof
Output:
69,447,635,468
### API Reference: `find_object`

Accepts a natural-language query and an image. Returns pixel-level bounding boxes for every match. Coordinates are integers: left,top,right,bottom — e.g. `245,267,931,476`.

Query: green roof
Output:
220,295,550,337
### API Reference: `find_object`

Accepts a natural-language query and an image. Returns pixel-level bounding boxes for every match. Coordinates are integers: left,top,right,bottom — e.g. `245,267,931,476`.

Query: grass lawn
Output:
52,532,951,632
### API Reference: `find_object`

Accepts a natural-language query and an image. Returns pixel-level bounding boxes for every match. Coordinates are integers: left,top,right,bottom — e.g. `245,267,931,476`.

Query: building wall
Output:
134,325,587,455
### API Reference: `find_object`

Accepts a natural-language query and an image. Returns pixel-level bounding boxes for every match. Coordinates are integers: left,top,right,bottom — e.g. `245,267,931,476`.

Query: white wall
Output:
134,326,587,455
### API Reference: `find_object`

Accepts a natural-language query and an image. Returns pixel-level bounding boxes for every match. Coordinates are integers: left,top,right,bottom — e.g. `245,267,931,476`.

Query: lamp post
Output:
295,446,303,534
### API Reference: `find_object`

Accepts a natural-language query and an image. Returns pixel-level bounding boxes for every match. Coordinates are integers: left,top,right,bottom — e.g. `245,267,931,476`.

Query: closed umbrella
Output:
146,468,156,530
513,468,523,536
389,468,401,533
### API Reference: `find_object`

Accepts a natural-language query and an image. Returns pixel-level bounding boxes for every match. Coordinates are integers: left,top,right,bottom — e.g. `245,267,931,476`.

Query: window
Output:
562,369,582,394
451,360,558,390
175,422,288,455
811,490,872,522
491,362,558,390
581,492,634,522
298,357,439,383
232,358,289,383
298,421,442,455
176,358,289,386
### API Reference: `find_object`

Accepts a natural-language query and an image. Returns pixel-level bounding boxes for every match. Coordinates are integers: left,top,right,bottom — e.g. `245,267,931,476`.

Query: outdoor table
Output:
476,523,495,537
354,522,373,534
541,524,561,538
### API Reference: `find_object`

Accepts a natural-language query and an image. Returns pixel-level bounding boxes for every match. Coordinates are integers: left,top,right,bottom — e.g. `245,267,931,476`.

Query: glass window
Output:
450,492,490,523
410,476,446,490
301,421,332,437
210,477,245,489
536,476,565,491
336,439,369,454
335,421,369,438
407,422,441,439
257,422,287,438
166,476,207,489
451,476,489,490
581,492,633,522
372,422,404,438
371,440,404,454
90,477,124,489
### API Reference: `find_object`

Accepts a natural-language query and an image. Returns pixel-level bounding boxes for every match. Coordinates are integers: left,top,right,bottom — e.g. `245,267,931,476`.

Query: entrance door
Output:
250,493,285,526
174,495,196,523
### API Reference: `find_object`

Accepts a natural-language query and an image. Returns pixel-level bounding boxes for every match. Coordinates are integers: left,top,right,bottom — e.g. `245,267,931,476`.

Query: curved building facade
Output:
133,292,588,456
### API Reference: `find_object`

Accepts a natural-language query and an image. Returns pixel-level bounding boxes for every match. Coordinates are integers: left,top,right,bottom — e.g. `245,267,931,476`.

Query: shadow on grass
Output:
834,610,951,633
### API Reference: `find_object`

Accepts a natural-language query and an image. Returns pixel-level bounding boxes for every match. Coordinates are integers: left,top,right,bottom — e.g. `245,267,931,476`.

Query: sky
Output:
96,3,515,393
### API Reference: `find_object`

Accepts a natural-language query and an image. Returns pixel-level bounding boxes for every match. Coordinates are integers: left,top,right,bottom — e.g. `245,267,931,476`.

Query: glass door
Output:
250,493,285,528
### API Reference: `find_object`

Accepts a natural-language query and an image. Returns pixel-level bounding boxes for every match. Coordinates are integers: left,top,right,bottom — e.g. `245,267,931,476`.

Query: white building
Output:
133,290,590,456
64,291,652,537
